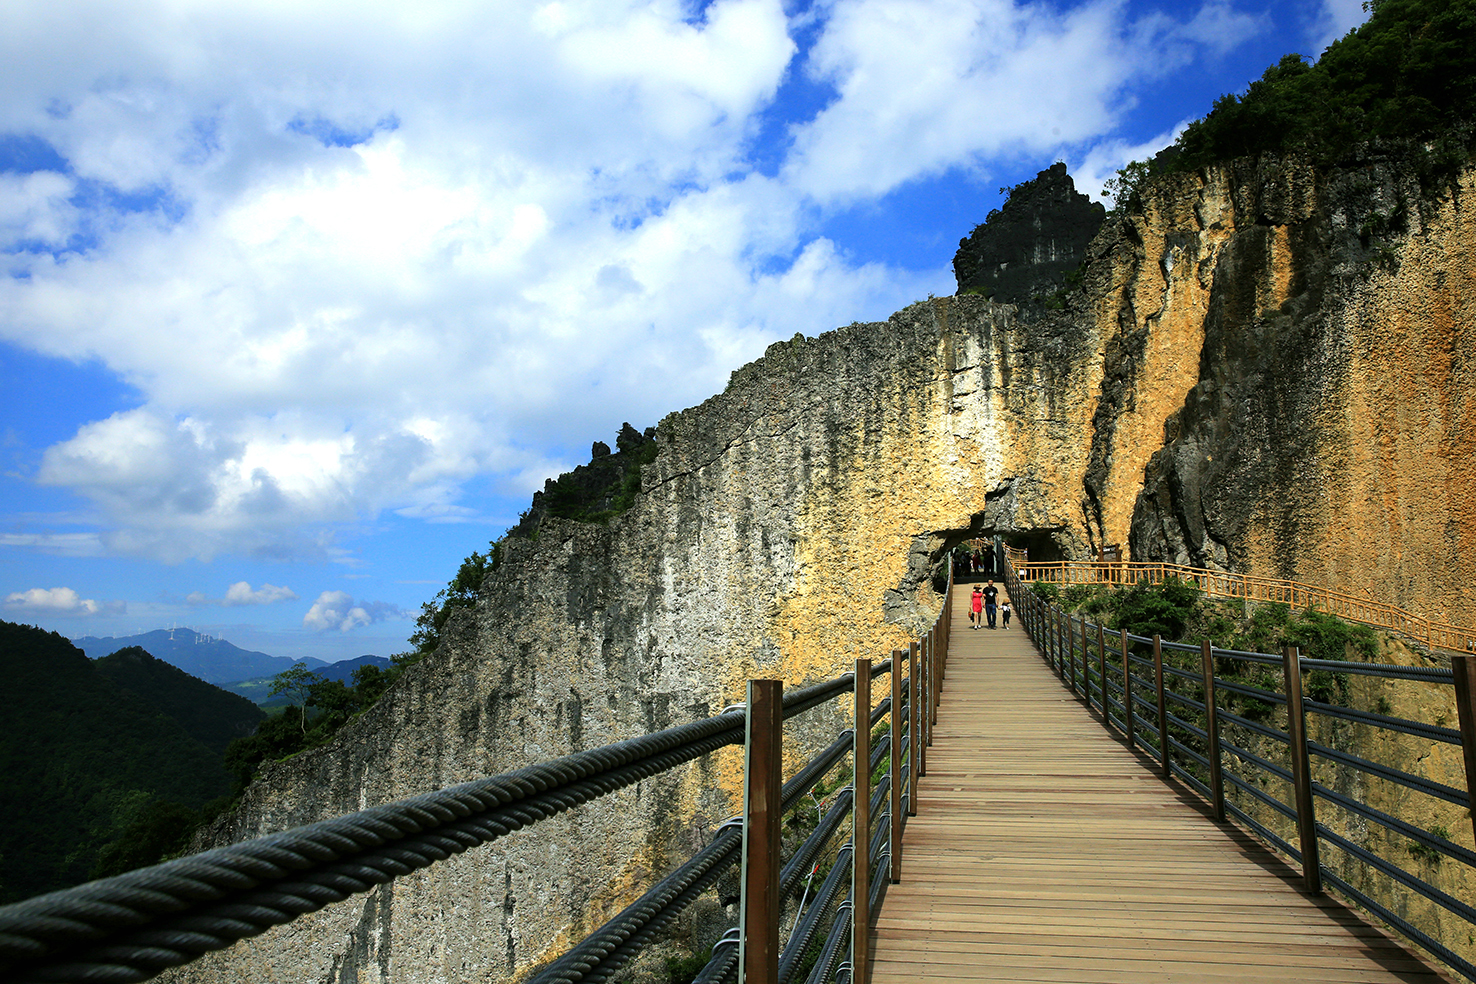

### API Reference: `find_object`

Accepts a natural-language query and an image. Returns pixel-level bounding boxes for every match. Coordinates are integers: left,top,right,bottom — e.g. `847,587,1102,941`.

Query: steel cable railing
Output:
0,630,921,984
0,552,949,984
1003,550,1476,982
526,726,865,984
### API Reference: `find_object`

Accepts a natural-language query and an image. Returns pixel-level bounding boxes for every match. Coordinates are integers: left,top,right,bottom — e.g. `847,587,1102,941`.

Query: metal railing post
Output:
1199,640,1224,820
1154,635,1169,779
739,679,782,984
1115,628,1127,749
1282,645,1322,893
1454,656,1476,847
853,659,871,984
909,641,922,803
890,650,903,882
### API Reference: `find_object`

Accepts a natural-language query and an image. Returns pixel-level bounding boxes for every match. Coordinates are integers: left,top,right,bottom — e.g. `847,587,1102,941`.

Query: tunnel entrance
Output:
921,518,1070,595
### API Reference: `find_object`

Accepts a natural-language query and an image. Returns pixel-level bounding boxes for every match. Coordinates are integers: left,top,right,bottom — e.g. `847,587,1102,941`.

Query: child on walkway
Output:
1001,601,1012,629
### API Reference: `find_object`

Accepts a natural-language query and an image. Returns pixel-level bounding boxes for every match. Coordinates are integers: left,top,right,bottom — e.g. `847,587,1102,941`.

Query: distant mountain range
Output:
216,654,395,706
72,628,388,687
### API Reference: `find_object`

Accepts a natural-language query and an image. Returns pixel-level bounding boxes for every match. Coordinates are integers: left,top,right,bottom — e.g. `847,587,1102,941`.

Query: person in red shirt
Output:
970,585,983,629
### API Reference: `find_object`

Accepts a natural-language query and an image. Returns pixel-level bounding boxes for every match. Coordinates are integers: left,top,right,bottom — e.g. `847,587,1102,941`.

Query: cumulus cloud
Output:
4,586,122,616
0,0,1261,562
782,0,1261,203
303,589,407,632
186,581,298,606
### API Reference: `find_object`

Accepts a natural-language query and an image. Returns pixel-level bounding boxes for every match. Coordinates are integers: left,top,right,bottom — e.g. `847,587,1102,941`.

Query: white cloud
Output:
303,589,407,632
186,581,299,606
0,0,1266,562
0,532,106,556
1310,0,1369,54
1071,121,1192,207
4,586,121,616
0,171,77,246
782,0,1261,203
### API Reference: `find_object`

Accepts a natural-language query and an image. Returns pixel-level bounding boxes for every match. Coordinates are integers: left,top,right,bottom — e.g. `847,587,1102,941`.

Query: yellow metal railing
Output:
1002,547,1476,655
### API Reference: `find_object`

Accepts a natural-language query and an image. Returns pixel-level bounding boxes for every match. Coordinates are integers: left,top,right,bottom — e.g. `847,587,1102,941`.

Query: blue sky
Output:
0,0,1367,663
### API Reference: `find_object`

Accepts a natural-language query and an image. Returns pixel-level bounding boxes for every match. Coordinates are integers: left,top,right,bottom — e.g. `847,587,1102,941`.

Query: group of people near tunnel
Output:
969,580,1010,630
953,541,996,578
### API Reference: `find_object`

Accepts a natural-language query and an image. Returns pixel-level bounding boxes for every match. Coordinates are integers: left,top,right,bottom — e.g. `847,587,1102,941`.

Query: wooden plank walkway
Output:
870,584,1452,983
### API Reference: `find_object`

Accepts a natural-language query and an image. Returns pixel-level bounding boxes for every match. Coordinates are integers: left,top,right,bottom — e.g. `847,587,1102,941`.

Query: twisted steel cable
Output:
0,670,857,984
528,705,865,983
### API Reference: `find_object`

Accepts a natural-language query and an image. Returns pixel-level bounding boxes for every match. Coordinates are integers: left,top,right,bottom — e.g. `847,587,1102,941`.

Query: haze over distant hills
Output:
73,628,337,685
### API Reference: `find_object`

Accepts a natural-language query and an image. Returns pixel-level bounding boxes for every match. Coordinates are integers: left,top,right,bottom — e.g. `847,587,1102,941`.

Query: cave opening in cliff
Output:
925,521,1067,593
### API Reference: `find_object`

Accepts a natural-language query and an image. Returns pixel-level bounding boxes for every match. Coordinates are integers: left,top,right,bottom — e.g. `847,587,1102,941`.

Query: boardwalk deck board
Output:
870,586,1453,983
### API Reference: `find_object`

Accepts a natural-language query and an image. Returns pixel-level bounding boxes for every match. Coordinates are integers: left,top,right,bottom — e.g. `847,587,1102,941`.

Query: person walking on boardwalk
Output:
970,585,983,629
983,580,999,628
1001,600,1012,629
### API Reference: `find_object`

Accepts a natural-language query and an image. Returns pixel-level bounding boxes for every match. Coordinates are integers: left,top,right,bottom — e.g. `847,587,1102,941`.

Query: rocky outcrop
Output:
953,162,1105,303
1127,148,1476,624
168,147,1476,984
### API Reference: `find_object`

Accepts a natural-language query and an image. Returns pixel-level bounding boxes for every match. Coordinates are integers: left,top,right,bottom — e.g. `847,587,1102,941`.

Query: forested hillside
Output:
0,622,251,901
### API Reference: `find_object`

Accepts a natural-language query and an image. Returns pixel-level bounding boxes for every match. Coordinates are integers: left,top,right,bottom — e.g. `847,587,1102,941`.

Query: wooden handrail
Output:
1003,551,1476,656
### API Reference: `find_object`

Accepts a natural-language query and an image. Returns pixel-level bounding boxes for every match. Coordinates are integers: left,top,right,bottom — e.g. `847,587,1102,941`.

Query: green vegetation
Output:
535,426,659,527
0,621,253,901
222,661,403,789
1409,823,1452,863
1106,0,1476,209
665,950,712,983
1045,577,1380,712
403,543,500,661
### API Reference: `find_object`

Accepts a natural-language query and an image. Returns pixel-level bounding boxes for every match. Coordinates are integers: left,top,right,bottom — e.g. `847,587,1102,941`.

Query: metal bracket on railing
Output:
835,900,853,917
721,703,747,715
713,816,742,842
710,927,742,955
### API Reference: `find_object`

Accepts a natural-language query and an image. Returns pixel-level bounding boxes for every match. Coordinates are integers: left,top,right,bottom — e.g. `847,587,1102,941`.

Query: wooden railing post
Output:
914,639,927,780
1451,656,1476,846
1283,645,1322,893
908,641,921,807
1097,623,1108,719
930,628,940,728
890,650,903,882
853,659,871,984
1074,619,1086,696
1057,610,1068,689
739,679,782,984
1200,640,1224,820
1082,619,1091,705
1115,628,1127,749
1154,635,1169,779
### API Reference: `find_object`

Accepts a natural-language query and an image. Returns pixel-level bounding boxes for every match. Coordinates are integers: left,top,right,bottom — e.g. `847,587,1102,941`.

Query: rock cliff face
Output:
169,148,1476,984
953,162,1105,302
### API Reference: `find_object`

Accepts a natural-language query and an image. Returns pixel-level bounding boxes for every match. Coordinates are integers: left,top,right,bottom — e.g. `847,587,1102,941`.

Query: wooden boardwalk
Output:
870,585,1452,983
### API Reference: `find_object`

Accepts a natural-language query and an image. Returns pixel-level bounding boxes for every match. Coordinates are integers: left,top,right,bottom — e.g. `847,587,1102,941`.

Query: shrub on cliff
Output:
1106,0,1476,209
509,422,659,535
